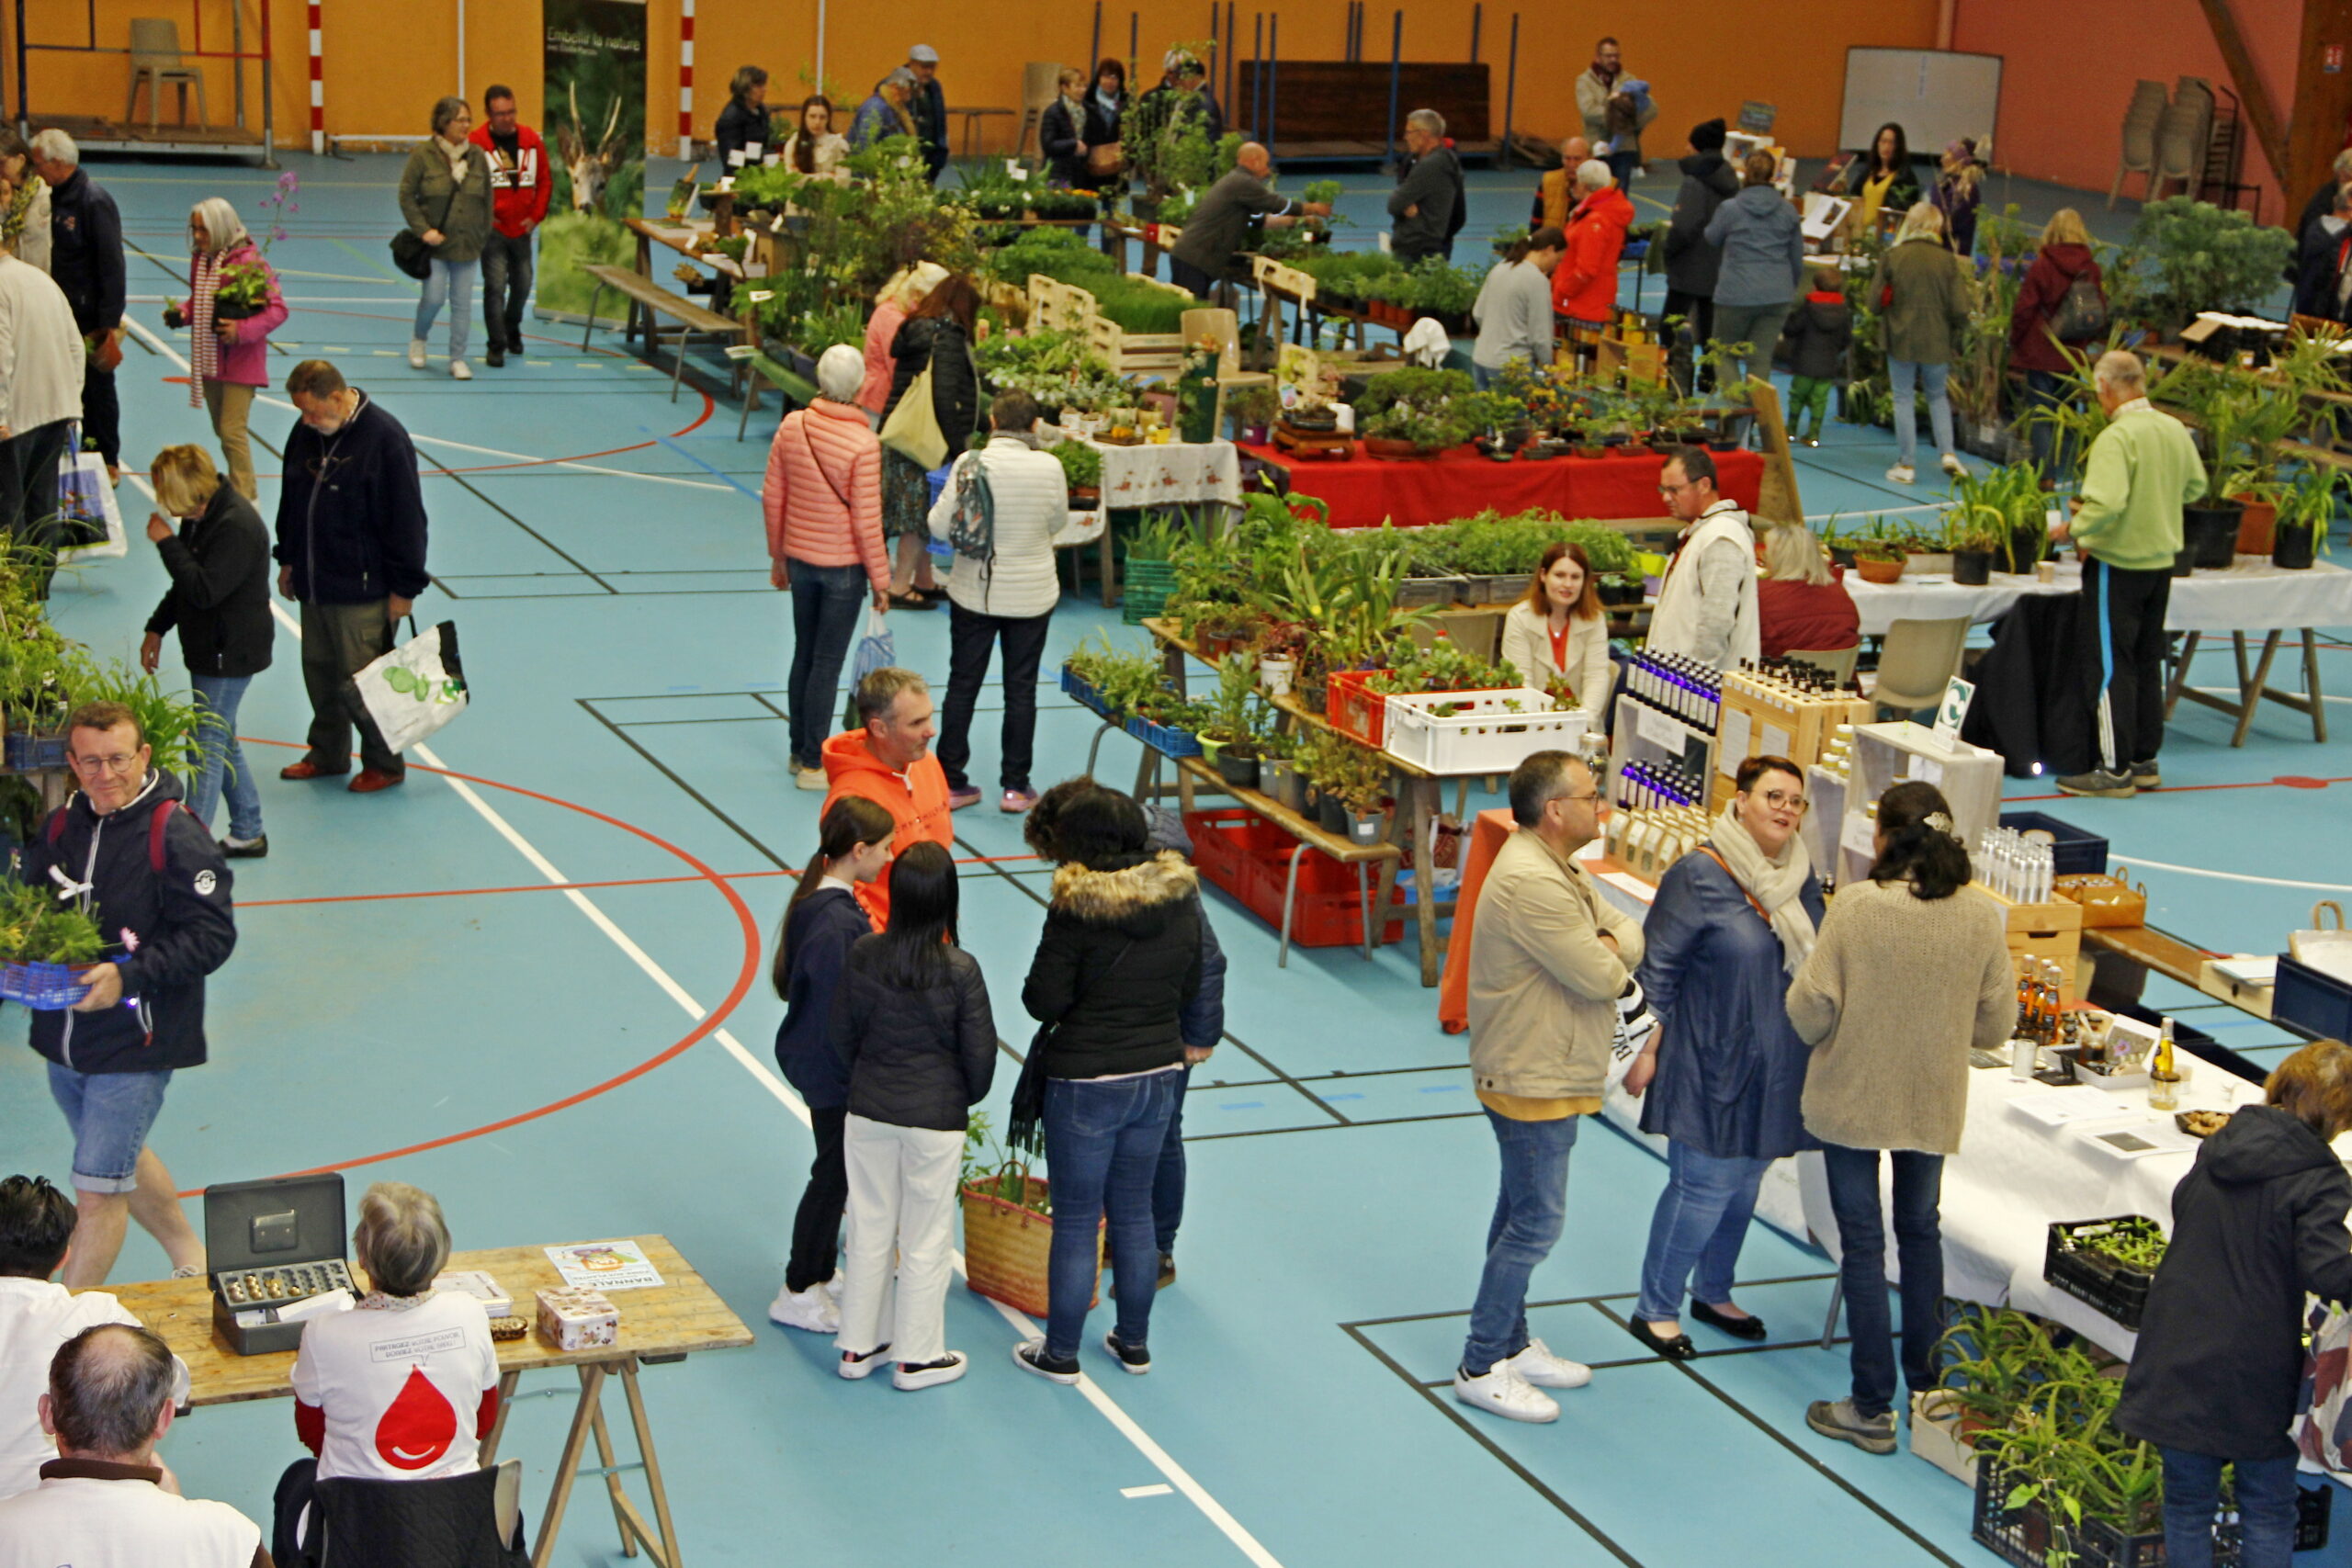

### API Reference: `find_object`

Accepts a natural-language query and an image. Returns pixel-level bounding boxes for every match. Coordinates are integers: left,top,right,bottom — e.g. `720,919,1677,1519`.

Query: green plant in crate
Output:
1200,654,1268,758
0,879,107,965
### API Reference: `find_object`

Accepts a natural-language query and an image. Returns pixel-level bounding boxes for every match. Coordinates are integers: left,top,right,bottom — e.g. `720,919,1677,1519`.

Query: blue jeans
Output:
48,1062,174,1194
1634,1141,1773,1325
415,257,478,362
1473,363,1500,390
188,673,263,841
2161,1449,2301,1568
785,561,866,770
1152,1066,1191,1256
1822,1145,1945,1418
1889,358,1954,468
1462,1110,1580,1377
1043,1071,1179,1359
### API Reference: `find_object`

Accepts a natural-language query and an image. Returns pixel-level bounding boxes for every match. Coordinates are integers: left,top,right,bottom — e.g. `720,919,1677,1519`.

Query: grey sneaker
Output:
1807,1397,1896,1454
2055,769,2136,799
2129,760,2161,790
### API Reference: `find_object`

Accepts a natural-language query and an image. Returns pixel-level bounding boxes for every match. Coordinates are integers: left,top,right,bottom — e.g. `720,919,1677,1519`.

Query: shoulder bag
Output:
390,162,457,282
878,352,949,469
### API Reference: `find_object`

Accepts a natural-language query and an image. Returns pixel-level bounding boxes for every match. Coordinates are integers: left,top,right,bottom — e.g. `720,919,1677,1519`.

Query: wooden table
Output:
109,1234,751,1568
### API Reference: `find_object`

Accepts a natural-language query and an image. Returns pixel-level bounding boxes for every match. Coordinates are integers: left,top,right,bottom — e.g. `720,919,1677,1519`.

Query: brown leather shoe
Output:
279,761,349,781
347,769,406,794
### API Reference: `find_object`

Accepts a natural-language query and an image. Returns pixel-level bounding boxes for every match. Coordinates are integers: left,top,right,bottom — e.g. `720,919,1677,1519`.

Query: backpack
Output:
45,798,176,874
2050,272,2109,343
945,452,996,576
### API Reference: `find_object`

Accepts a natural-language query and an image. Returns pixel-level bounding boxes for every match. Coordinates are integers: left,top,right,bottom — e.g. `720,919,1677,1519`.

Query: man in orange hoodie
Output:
1552,160,1634,331
820,667,952,922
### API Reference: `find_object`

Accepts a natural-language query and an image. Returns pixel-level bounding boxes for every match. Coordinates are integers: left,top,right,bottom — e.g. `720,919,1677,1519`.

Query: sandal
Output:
888,590,937,611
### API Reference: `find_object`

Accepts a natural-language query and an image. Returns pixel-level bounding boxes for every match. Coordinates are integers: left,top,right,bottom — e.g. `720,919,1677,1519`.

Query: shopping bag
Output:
2298,1297,2352,1473
50,440,117,554
878,358,948,469
838,606,894,730
349,620,469,753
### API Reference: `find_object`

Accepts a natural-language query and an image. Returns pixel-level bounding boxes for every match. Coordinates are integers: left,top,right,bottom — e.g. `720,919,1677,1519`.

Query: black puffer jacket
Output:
1024,852,1203,1078
1780,291,1853,382
829,937,996,1132
1663,152,1740,298
2118,1104,2352,1460
882,317,978,455
146,486,275,678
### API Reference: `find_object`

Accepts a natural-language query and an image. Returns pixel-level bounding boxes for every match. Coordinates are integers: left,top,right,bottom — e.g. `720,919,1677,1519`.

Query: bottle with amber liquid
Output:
2148,1016,2181,1111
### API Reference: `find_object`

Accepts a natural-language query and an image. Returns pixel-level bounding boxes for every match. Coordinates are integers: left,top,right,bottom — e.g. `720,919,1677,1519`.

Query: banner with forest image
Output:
537,0,645,324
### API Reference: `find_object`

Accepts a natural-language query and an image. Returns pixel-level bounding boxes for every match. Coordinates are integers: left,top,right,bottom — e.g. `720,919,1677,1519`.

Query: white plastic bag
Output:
351,620,469,752
838,606,894,729
56,447,127,562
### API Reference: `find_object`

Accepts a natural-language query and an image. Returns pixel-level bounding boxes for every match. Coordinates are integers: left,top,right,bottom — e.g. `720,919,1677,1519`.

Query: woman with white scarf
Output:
1621,753,1824,1361
168,197,285,500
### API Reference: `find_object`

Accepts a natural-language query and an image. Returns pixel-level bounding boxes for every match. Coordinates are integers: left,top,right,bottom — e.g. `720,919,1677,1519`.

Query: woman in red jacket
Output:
1757,525,1858,661
1553,161,1634,329
2007,208,2103,480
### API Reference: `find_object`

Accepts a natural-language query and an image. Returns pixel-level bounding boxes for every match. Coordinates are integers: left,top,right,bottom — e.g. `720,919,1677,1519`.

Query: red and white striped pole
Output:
676,0,695,157
307,0,325,155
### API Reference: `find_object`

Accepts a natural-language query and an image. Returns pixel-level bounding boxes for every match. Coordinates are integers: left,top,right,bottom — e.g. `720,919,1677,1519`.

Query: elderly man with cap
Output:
906,45,949,182
1169,142,1330,302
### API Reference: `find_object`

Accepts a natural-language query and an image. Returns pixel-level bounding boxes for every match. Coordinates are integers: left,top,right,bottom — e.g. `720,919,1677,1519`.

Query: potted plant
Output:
0,878,108,1008
1226,382,1279,445
1253,618,1306,695
1051,438,1103,508
1199,654,1267,791
2272,464,2337,570
2131,197,2300,333
1853,536,1906,584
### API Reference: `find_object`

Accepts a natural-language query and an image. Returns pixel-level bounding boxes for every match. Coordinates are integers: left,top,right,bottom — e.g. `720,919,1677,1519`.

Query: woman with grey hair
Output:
164,197,284,499
850,70,919,151
716,65,774,164
278,1181,503,1551
397,96,492,378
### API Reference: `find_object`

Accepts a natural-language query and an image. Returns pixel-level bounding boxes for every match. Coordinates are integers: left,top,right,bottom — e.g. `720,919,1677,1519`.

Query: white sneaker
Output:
1884,463,1917,485
794,765,828,792
407,338,428,369
766,1284,840,1334
1453,1361,1560,1424
892,1351,967,1391
1940,453,1968,478
836,1344,891,1380
450,359,472,381
1505,1337,1592,1390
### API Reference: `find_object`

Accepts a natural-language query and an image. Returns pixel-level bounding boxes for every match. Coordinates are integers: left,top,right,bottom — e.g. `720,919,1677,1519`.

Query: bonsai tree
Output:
2130,197,2298,331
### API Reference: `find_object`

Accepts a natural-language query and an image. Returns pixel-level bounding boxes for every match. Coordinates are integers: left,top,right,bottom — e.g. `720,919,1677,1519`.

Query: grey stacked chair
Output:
2173,76,2216,197
2109,80,2167,209
2151,100,2206,202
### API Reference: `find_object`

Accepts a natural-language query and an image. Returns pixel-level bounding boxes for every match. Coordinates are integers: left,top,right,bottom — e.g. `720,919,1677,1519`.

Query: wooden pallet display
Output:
1087,272,1193,380
1707,670,1875,811
1025,275,1095,333
1981,886,2086,1005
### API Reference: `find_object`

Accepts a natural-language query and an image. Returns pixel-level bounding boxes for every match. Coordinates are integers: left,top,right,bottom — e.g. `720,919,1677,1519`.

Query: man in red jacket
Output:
469,85,551,369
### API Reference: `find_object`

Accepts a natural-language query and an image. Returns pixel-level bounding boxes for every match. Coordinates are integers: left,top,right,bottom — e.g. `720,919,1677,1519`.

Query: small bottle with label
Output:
2148,1016,2181,1111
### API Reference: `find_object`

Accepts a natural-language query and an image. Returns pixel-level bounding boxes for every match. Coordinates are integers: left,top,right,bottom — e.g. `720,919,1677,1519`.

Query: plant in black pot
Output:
1200,653,1268,791
2271,464,2337,571
1944,509,2002,587
2155,359,2296,570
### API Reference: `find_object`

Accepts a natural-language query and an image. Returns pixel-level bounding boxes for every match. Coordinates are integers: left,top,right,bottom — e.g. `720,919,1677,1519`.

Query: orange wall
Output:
1951,0,2299,219
13,0,1938,159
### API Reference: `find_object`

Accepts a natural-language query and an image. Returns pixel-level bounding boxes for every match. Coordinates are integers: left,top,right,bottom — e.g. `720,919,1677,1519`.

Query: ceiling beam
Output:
2198,0,2291,187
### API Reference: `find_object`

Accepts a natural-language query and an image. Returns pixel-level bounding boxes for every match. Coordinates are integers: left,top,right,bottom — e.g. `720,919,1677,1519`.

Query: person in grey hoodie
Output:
1702,152,1805,389
1662,118,1739,365
1471,227,1566,388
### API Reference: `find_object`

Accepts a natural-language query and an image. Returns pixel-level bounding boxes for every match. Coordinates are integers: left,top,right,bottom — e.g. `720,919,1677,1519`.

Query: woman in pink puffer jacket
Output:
765,343,891,786
172,197,287,500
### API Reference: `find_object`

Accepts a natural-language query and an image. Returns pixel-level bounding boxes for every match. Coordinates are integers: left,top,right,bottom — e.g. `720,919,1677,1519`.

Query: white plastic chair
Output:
1868,618,1969,718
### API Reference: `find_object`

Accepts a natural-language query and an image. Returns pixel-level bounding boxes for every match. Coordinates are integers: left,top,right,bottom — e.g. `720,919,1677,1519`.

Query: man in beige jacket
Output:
1457,751,1645,1425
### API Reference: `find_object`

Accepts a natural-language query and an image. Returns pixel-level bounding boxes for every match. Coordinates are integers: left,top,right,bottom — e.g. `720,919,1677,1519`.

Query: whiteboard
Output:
1839,48,2002,157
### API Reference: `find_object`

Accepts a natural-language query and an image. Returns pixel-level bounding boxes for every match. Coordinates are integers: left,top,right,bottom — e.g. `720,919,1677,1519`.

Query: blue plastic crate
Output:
1058,666,1116,721
0,961,93,1010
2000,811,2109,876
4,731,67,772
1124,714,1203,758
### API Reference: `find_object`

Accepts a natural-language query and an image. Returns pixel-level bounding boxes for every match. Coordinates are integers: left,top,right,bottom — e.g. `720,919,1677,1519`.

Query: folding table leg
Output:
1354,861,1373,961
2161,630,2201,717
2230,631,2284,748
619,1361,684,1568
2305,629,2329,743
586,1368,639,1558
476,1370,523,1466
531,1362,606,1568
1819,1279,1843,1350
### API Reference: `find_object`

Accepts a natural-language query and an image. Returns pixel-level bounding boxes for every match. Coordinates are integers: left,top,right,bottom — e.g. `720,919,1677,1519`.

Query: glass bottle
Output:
2148,1016,2181,1111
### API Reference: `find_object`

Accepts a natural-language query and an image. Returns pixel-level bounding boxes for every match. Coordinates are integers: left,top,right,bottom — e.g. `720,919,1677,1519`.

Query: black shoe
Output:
1102,1331,1151,1374
2129,759,2162,790
1623,1315,1698,1361
485,345,505,367
1690,1301,1768,1341
888,590,937,612
218,835,269,860
506,333,526,355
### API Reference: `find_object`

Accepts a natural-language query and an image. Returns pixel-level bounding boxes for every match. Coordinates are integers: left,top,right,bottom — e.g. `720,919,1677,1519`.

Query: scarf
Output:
1707,805,1815,974
441,135,470,182
188,247,221,405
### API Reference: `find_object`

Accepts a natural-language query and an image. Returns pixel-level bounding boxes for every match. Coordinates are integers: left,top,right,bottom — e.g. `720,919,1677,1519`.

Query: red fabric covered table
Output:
1240,443,1764,528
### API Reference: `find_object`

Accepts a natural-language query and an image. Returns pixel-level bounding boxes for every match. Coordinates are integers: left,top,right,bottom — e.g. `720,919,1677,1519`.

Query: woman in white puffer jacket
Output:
928,389,1069,815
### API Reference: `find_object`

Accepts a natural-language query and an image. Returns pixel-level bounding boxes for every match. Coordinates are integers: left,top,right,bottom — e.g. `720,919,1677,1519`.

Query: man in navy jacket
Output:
273,360,430,791
28,131,124,475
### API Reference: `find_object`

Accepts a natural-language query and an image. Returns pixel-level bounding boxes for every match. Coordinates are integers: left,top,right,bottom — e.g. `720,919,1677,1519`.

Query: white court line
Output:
122,318,731,494
2114,852,2352,896
256,604,1284,1568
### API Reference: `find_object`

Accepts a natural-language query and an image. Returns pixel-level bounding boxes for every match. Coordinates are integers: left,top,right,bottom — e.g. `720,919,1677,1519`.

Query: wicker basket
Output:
959,1172,1099,1318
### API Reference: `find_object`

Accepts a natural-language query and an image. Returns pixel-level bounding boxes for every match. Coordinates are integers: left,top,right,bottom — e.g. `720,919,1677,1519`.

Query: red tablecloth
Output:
1241,444,1764,528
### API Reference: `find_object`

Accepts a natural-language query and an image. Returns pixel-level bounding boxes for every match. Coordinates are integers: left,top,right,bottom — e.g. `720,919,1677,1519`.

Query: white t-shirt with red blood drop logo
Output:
290,1291,501,1483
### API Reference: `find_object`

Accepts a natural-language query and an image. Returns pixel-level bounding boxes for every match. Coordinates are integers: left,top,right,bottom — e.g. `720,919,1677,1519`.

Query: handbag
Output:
390,171,458,282
878,355,949,469
1086,141,1125,178
347,618,469,752
51,431,115,552
1006,941,1135,1154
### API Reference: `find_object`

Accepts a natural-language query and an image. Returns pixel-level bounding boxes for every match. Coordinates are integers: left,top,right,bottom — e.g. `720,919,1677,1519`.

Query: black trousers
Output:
939,601,1052,793
480,230,534,347
785,1104,849,1293
2080,557,2172,772
81,364,119,469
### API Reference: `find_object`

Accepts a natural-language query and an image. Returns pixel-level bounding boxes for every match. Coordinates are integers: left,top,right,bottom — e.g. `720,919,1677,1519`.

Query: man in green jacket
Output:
2050,350,2206,797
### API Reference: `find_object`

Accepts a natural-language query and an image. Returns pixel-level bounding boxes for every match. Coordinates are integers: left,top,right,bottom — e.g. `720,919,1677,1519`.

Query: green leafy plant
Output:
74,664,218,782
1200,654,1269,755
2274,463,2339,552
1048,439,1102,490
0,879,107,965
2131,197,2299,330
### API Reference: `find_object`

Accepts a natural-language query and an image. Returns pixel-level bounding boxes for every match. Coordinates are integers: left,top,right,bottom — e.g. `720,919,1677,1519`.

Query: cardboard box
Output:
536,1288,619,1351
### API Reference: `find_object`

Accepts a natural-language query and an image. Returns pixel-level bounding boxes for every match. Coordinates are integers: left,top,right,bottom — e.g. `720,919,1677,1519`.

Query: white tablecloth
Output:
1849,558,2352,638
1577,842,2278,1359
1060,438,1243,545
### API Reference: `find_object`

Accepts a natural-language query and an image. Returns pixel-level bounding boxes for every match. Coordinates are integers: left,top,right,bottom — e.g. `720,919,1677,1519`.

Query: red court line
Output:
235,851,1043,908
225,396,718,482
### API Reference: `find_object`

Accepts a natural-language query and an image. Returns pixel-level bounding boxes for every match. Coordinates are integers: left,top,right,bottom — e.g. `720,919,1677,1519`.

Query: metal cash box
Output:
203,1172,355,1355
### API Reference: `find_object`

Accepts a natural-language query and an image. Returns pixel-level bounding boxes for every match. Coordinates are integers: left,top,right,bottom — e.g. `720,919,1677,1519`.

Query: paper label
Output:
743,260,768,278
1636,703,1685,752
1760,724,1792,761
747,290,774,303
726,150,747,167
742,143,763,162
544,1239,665,1292
1839,810,1876,859
723,344,757,360
1932,677,1976,748
1715,708,1752,777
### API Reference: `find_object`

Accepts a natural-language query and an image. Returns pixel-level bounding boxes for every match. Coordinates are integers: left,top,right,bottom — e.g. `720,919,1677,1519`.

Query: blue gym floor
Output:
3,152,2347,1567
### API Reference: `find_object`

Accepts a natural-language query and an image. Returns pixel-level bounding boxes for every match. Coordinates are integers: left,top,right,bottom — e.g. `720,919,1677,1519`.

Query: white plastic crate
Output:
1382,688,1588,775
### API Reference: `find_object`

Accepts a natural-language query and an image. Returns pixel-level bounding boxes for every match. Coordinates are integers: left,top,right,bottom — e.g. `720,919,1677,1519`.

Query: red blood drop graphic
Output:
374,1365,458,1471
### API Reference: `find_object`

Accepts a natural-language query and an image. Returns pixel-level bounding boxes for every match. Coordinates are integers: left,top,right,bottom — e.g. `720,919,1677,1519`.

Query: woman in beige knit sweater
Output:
1785,781,2014,1457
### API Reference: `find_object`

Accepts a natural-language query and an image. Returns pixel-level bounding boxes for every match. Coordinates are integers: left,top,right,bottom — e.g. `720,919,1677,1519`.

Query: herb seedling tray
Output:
2043,1215,2165,1330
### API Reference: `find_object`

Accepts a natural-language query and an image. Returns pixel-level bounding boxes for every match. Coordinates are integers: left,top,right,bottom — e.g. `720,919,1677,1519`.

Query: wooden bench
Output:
580,264,748,402
1167,754,1401,966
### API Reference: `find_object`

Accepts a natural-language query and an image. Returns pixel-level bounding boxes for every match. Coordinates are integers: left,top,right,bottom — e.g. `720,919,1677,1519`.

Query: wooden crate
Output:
1026,275,1095,332
1253,254,1316,305
1710,675,1874,809
1982,886,2086,1005
1089,317,1186,379
1598,333,1668,386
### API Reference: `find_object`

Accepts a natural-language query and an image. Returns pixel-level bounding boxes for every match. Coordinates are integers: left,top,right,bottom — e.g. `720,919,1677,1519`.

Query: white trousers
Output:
836,1115,964,1365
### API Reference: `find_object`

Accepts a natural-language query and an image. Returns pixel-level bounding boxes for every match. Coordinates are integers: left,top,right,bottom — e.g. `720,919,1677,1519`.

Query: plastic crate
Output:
1182,807,1403,947
1124,713,1203,758
1120,559,1178,626
2043,1215,2163,1330
1327,669,1394,748
2001,811,2109,876
2275,953,2352,1042
1058,665,1116,722
3,731,66,771
0,961,94,1011
1973,1461,2327,1568
1383,689,1589,775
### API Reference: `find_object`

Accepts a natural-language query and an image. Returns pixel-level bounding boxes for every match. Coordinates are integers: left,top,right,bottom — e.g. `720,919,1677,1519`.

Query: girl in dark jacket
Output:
1039,68,1092,186
2007,208,2104,479
766,795,893,1335
830,842,996,1392
878,275,980,607
1015,789,1202,1384
141,445,273,853
2118,1039,2352,1568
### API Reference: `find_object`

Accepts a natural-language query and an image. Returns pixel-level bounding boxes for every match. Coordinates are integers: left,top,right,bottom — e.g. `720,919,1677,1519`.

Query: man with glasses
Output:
1647,446,1758,669
1454,750,1644,1425
274,359,429,793
19,702,235,1289
468,85,551,369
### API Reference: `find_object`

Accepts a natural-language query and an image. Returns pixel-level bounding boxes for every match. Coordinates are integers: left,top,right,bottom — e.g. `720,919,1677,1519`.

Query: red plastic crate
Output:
1326,669,1394,748
1183,808,1404,947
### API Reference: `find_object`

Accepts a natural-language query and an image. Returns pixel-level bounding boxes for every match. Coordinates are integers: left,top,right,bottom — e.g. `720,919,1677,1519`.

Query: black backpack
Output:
2050,273,2109,343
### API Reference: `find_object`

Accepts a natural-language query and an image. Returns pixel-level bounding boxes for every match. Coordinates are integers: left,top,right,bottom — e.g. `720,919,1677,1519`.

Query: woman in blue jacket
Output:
1622,754,1823,1359
767,795,894,1335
